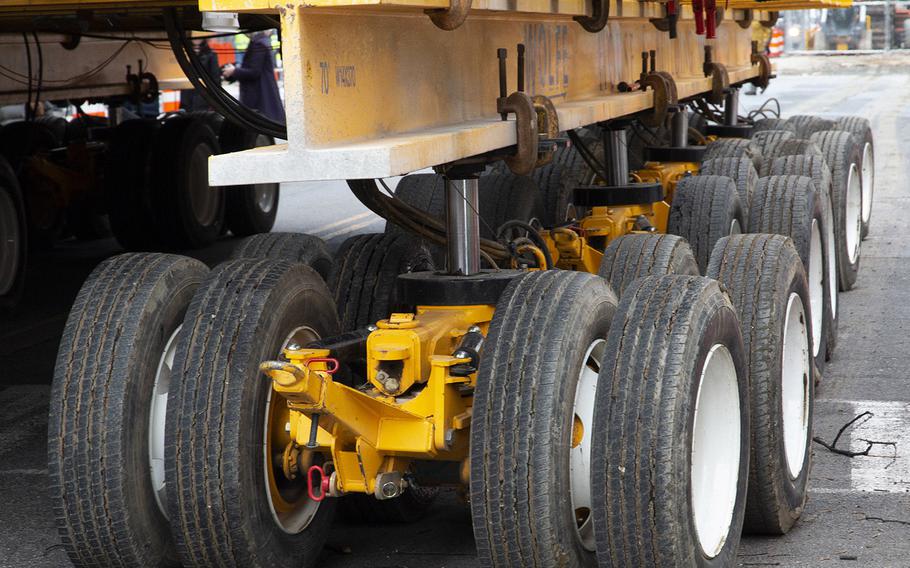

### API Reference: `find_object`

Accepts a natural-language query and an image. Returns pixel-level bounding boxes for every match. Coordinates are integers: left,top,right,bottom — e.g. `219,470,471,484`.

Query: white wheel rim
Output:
825,199,837,321
569,339,606,552
809,219,823,358
691,344,740,559
149,325,182,519
845,163,862,265
0,189,20,296
263,326,322,534
860,142,873,225
730,218,742,236
781,293,811,479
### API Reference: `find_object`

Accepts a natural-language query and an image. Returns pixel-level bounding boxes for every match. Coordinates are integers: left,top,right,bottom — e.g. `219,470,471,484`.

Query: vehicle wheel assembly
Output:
787,115,836,138
702,138,760,170
329,232,435,330
755,139,823,176
591,274,749,567
749,175,829,372
708,234,814,535
809,130,862,291
231,232,333,281
221,122,280,237
667,174,744,273
471,270,618,567
107,119,163,251
165,259,339,568
151,116,225,249
598,233,699,296
833,116,874,239
48,252,208,567
699,156,759,225
769,155,839,360
751,118,796,135
0,155,26,310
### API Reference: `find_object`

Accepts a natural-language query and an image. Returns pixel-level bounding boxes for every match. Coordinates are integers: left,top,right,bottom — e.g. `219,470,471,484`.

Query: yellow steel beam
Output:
207,1,768,185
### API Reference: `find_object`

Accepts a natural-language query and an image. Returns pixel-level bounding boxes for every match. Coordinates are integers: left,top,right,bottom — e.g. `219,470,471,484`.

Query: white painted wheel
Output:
730,218,742,235
825,198,838,322
781,293,811,479
148,325,182,519
808,219,824,358
845,163,862,265
569,339,606,551
860,142,874,225
691,344,741,559
263,326,322,535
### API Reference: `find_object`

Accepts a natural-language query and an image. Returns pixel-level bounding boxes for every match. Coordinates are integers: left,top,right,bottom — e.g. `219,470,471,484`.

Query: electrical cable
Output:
496,220,553,269
32,32,43,118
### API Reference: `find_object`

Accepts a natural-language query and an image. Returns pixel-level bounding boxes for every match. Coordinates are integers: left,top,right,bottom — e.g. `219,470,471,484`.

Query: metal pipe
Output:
671,108,688,148
445,177,481,275
603,127,629,187
724,88,739,126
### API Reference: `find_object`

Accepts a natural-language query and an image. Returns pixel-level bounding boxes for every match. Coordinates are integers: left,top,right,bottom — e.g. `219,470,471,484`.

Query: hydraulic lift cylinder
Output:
445,177,481,276
724,88,739,126
603,127,630,187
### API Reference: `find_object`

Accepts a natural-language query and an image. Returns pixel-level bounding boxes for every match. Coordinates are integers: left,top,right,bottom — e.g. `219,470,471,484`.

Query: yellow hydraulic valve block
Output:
634,160,699,205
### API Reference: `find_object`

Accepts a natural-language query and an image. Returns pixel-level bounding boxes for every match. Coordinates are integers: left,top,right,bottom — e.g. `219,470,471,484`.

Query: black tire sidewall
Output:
0,156,27,308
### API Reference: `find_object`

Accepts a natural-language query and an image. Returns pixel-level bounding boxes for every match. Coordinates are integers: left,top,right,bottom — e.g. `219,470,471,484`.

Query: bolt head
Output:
381,481,400,499
286,342,301,351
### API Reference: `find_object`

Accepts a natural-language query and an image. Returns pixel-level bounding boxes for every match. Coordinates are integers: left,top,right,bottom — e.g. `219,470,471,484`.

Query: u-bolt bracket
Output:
497,92,539,176
703,47,730,104
639,72,678,128
574,0,609,32
426,0,472,30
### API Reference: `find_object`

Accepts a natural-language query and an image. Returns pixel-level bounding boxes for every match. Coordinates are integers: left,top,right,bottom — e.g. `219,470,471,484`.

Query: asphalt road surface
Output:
2,55,909,567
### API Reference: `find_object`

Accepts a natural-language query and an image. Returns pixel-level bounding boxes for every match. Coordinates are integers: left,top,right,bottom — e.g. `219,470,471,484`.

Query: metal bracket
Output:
737,9,754,29
703,46,729,105
497,91,539,175
574,0,609,32
638,51,678,128
760,10,780,28
426,0,472,31
750,42,772,90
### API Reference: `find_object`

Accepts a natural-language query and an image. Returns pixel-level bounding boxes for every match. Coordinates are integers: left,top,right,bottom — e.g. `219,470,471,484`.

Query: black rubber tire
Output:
689,111,709,136
106,119,163,251
703,138,760,170
165,259,340,568
598,233,699,296
329,232,434,331
667,175,744,273
531,140,602,224
0,156,27,310
221,121,280,236
0,120,58,171
756,139,823,176
477,173,543,238
471,270,618,568
49,253,208,568
749,130,794,162
768,155,839,361
833,116,874,239
388,173,447,224
787,115,836,138
151,116,225,249
809,130,862,291
752,118,797,134
749,175,829,372
36,115,68,145
707,234,814,535
698,156,759,225
230,232,333,281
590,275,749,567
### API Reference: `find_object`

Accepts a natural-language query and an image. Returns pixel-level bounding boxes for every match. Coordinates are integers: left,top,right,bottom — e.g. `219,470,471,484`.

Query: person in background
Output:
180,38,221,111
222,30,285,123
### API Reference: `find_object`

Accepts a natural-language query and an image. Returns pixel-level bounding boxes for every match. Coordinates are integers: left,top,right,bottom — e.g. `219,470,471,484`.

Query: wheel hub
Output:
569,339,606,551
149,325,182,519
860,142,874,225
690,343,740,559
845,163,862,265
781,293,811,479
809,219,824,357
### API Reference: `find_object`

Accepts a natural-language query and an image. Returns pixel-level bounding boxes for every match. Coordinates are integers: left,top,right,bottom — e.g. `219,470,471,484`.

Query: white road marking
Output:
319,218,385,240
817,399,910,493
309,211,374,235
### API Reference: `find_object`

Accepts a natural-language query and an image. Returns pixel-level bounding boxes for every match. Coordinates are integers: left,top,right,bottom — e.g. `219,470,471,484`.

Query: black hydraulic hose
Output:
21,33,32,121
496,220,554,269
567,129,609,182
32,32,43,119
162,8,287,139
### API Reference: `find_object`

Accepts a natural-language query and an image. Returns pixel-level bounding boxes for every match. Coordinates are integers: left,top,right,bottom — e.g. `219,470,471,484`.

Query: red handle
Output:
693,0,705,35
307,464,329,501
705,0,716,38
666,0,677,16
305,357,339,375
